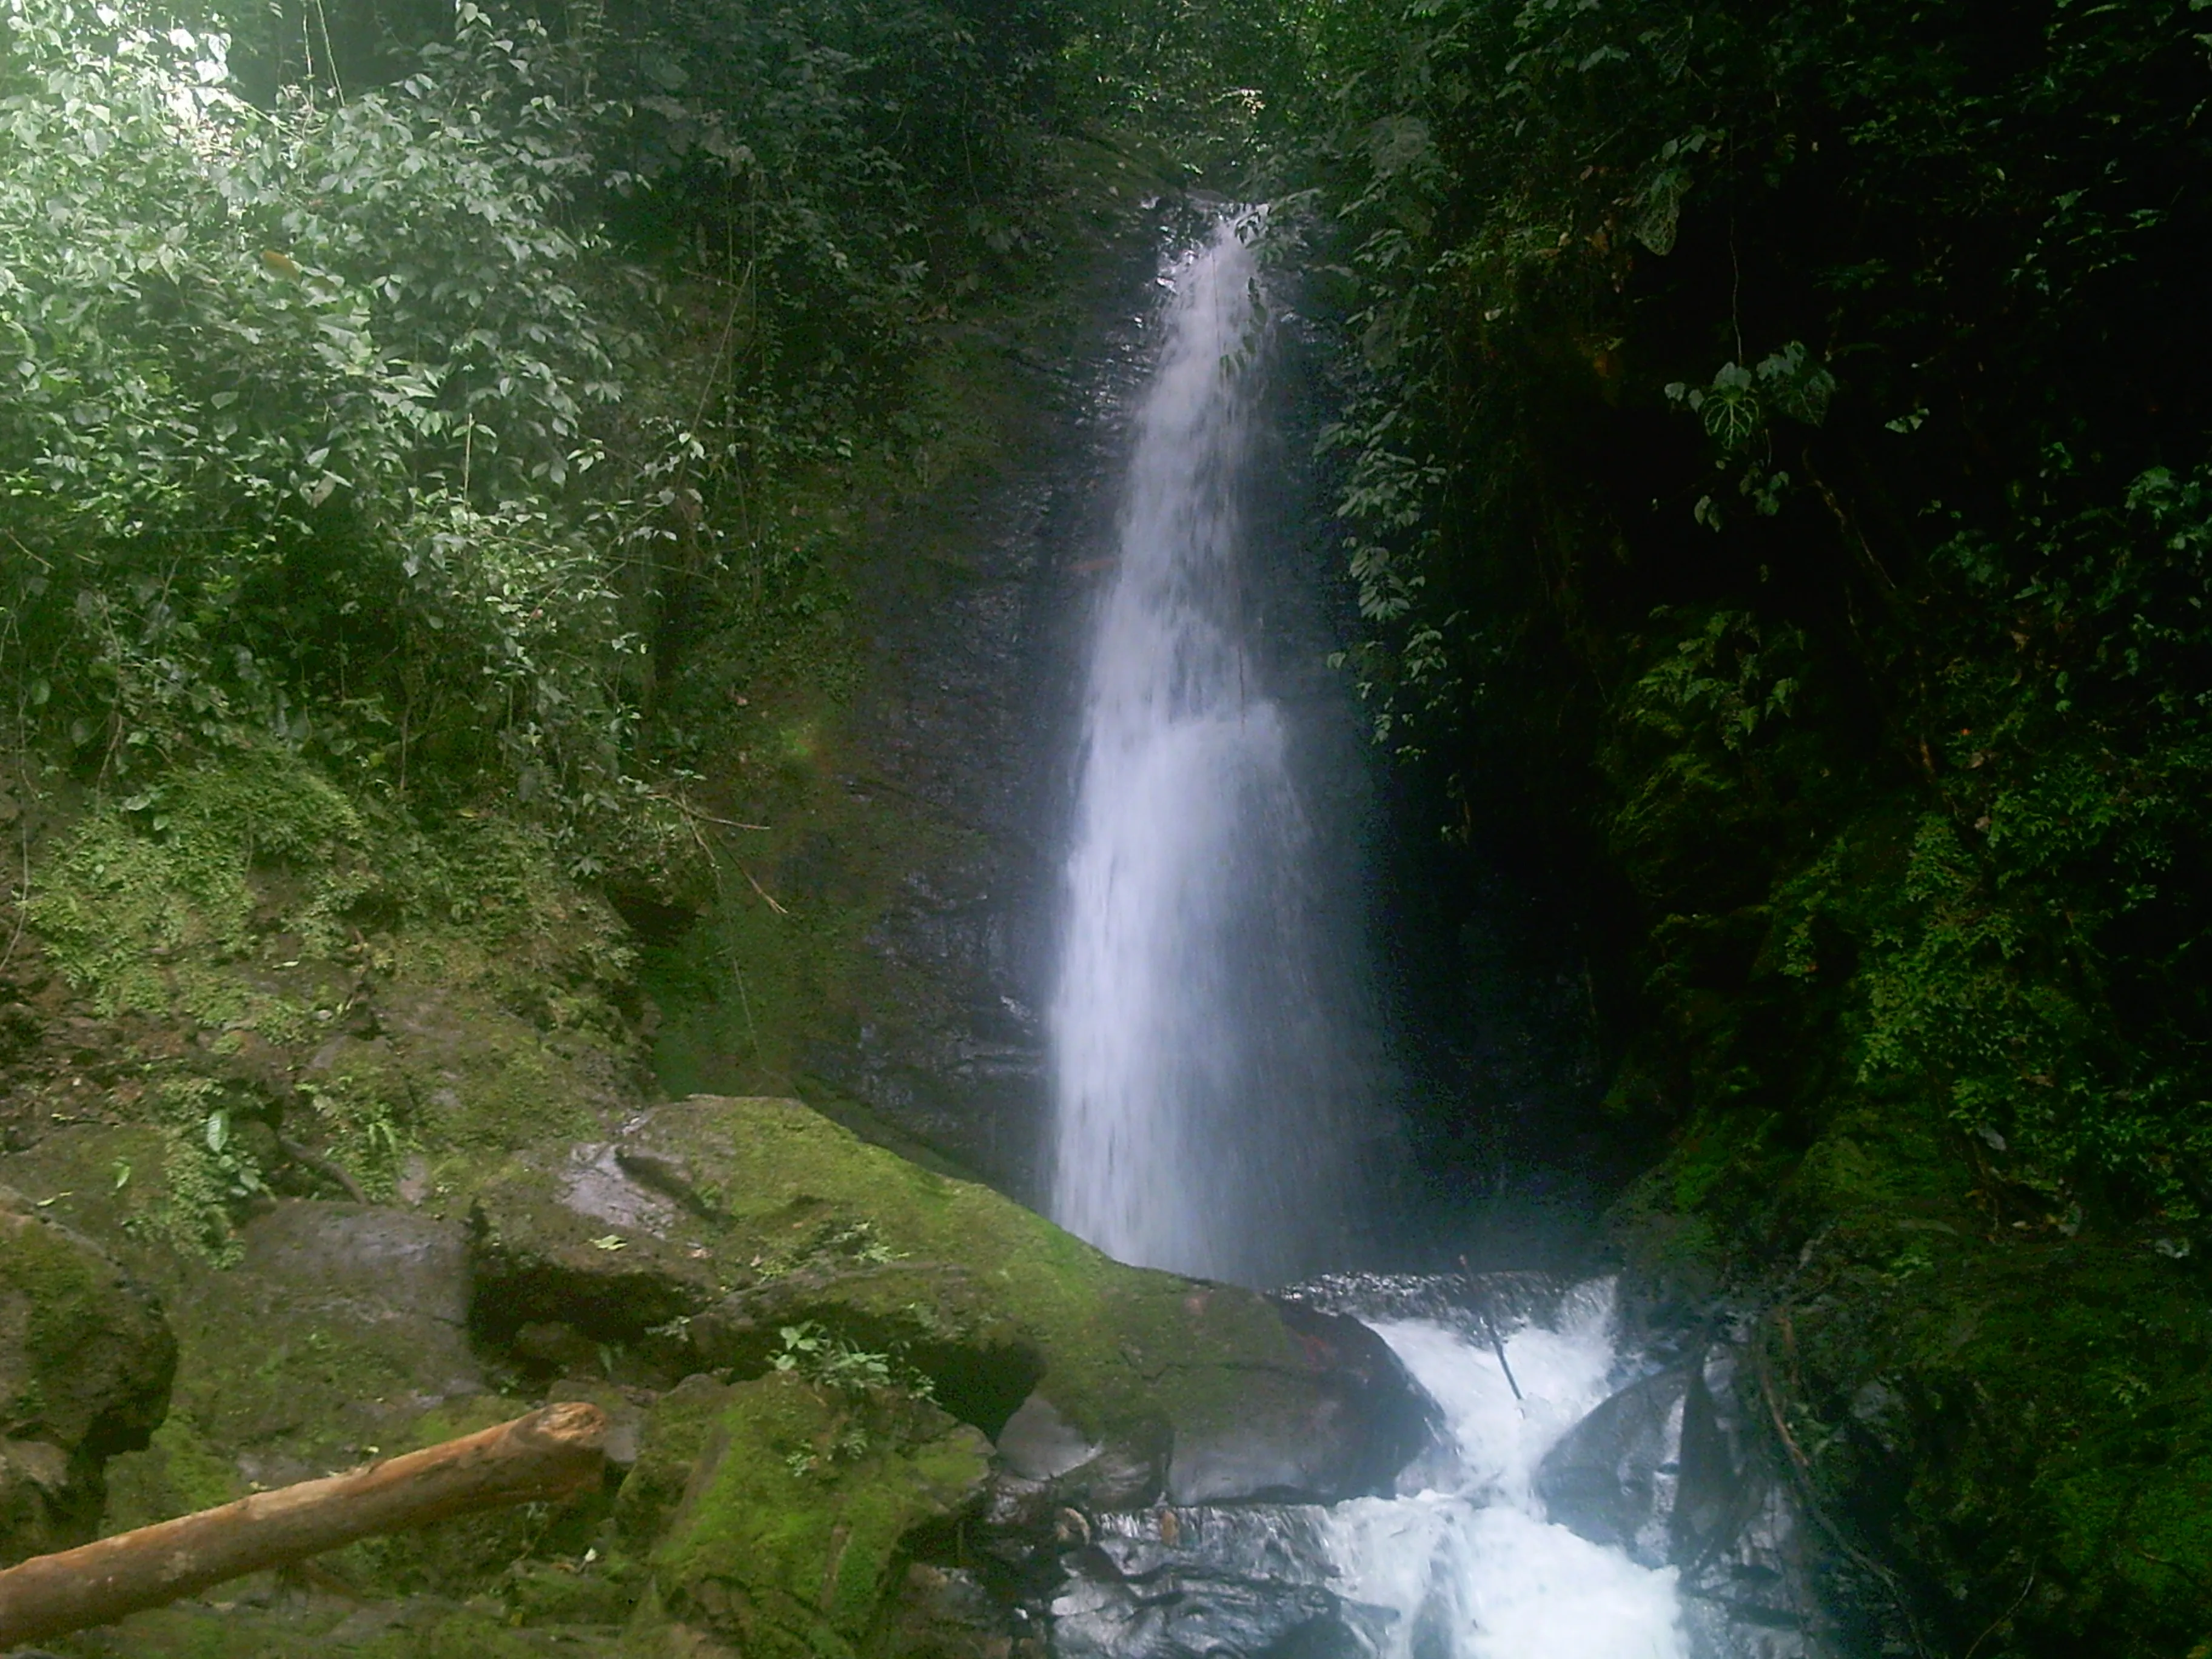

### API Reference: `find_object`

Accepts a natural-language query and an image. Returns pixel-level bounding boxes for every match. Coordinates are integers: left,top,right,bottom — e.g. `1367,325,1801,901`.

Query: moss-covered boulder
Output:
1620,1105,2212,1657
639,1370,992,1659
469,1096,1429,1509
2,1124,517,1576
0,1184,175,1561
1777,1217,2212,1655
81,1195,492,1517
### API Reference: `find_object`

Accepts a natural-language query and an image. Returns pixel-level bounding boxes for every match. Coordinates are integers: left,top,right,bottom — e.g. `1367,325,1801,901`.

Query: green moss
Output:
99,1416,246,1535
0,1191,175,1560
27,748,369,1024
49,1599,634,1657
651,1371,989,1659
614,1376,737,1550
28,746,637,1052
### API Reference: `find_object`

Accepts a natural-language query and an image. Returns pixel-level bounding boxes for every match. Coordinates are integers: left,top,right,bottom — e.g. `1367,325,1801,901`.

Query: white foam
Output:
1322,1294,1687,1659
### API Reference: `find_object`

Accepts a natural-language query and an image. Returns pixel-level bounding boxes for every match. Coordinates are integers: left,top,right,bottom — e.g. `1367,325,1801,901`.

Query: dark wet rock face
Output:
0,1185,175,1560
795,242,1175,1196
1052,1507,1384,1659
1536,1341,1828,1659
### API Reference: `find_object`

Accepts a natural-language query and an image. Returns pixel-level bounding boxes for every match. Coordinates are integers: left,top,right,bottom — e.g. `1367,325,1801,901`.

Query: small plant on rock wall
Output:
771,1319,933,1401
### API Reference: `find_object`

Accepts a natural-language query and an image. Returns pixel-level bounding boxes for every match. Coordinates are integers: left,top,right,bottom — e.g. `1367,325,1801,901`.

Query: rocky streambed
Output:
2,1093,1840,1659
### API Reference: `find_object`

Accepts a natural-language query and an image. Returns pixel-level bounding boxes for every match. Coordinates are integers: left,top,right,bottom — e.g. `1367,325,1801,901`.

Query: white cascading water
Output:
1326,1288,1687,1659
1049,212,1358,1286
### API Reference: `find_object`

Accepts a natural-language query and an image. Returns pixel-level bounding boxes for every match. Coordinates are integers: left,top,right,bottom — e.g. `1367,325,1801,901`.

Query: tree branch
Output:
0,1401,606,1649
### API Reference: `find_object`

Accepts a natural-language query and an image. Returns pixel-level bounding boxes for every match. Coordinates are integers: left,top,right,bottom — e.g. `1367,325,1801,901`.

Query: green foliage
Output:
770,1319,928,1403
1295,0,2212,1228
1,0,644,828
140,1074,267,1264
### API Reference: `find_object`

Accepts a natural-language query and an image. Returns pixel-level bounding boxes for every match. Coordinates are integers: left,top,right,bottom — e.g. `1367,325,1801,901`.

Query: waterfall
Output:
1048,211,1362,1286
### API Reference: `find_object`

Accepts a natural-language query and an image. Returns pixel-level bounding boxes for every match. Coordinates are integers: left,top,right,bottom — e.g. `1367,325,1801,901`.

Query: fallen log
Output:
0,1400,606,1649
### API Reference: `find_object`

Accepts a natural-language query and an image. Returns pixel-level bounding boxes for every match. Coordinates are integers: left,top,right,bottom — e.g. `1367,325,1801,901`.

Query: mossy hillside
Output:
1750,1209,2212,1654
645,1370,990,1659
9,745,645,1257
1612,1085,2212,1654
473,1095,1333,1455
4,1124,223,1282
24,746,642,1048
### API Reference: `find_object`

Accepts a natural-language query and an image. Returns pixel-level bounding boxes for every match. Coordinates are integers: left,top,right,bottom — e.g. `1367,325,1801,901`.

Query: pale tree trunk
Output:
0,1401,607,1649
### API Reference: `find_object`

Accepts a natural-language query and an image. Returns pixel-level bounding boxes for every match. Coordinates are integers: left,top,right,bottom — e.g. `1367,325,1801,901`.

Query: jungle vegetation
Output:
4,0,2211,1649
11,0,2204,1228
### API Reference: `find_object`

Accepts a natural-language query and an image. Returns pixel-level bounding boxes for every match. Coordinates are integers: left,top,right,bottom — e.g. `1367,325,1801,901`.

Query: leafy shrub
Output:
1293,0,2212,1221
1,0,643,822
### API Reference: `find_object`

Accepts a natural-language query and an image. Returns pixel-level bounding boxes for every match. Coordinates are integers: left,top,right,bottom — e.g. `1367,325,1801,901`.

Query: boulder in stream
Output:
1535,1341,1827,1658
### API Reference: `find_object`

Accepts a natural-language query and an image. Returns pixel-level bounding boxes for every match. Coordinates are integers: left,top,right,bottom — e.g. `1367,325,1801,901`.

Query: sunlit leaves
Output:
0,0,643,816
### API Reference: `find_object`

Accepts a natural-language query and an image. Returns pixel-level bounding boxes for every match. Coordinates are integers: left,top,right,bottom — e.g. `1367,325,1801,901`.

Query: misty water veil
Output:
1045,215,1689,1657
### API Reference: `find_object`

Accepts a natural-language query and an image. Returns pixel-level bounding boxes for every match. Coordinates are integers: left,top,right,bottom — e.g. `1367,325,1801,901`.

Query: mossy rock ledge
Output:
460,1094,1430,1659
470,1095,1431,1510
5,1096,1428,1657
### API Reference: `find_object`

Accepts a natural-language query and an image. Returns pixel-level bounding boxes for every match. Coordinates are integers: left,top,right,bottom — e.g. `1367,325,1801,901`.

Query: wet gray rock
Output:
465,1098,1437,1521
1535,1340,1834,1659
241,1200,474,1341
468,1135,722,1348
1533,1364,1688,1566
152,1201,490,1492
997,1391,1101,1481
1053,1506,1387,1659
